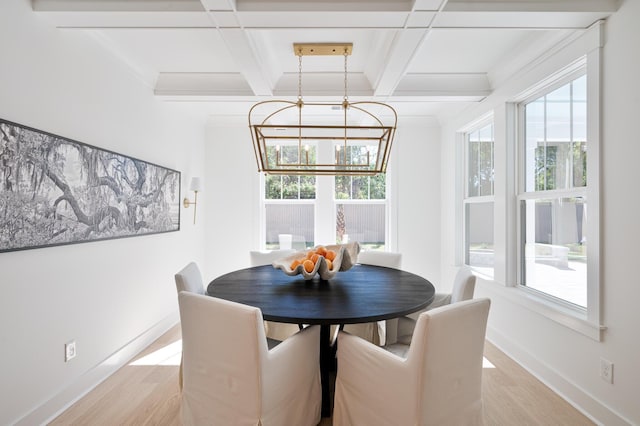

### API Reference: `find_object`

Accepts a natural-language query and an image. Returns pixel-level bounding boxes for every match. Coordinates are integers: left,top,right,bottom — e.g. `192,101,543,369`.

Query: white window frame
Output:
334,157,389,251
260,142,392,251
462,117,495,278
260,180,317,250
511,53,602,340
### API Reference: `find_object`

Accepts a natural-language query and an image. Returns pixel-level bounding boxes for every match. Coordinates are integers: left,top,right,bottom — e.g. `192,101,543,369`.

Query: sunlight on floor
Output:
129,340,182,366
483,357,496,369
128,338,496,370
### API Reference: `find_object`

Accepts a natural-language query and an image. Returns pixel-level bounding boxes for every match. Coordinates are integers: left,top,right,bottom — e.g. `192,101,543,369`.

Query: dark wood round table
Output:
207,263,435,417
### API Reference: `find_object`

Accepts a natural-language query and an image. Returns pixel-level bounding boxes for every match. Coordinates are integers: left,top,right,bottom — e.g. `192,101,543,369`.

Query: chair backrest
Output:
409,298,490,425
249,249,297,266
174,262,204,294
357,251,402,269
450,266,477,304
178,291,269,425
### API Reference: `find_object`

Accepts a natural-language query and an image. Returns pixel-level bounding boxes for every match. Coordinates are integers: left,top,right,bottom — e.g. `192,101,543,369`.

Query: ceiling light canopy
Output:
249,43,397,176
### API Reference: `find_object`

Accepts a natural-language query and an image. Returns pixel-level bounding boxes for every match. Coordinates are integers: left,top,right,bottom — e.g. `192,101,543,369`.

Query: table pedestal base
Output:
320,324,332,417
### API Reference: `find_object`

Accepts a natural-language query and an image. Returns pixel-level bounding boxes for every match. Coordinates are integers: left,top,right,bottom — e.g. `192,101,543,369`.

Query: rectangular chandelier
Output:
249,43,397,176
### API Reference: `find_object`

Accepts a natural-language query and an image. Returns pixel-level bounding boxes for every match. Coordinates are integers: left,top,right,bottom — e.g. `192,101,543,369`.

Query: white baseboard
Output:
487,326,633,426
15,312,180,426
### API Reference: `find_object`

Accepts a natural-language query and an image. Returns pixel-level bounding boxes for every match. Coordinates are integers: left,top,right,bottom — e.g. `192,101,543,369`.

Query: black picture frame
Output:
0,118,181,253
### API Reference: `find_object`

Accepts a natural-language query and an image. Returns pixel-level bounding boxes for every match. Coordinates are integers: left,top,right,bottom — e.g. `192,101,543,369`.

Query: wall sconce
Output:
183,177,202,224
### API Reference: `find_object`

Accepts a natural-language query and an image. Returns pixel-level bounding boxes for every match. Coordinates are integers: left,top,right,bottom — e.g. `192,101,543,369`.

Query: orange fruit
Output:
290,259,301,270
325,250,336,261
303,259,314,273
326,259,333,270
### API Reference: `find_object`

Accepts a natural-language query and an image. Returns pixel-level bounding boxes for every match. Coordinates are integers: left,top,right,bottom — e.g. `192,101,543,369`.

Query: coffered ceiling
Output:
32,0,618,122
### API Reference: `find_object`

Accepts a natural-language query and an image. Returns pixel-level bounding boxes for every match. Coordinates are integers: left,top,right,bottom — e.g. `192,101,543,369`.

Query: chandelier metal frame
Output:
249,43,397,176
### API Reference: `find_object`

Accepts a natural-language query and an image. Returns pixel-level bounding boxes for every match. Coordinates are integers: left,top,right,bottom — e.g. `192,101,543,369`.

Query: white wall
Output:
395,118,442,283
0,1,206,424
439,1,640,424
204,120,260,281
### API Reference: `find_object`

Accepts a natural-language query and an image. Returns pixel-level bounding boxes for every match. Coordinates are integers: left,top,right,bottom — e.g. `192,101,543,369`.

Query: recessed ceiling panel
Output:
250,28,394,74
409,28,549,73
97,28,238,73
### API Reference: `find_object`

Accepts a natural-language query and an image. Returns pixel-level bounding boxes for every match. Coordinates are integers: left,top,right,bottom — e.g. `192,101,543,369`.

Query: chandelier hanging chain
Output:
342,48,349,165
297,49,304,164
343,49,349,104
298,51,303,103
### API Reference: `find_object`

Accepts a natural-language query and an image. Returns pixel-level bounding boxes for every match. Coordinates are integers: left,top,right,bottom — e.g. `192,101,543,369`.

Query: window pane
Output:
524,76,587,192
521,197,587,307
546,84,571,142
335,175,350,199
370,173,386,199
350,176,367,199
265,175,282,199
265,204,314,250
467,123,494,197
282,175,299,199
334,145,386,200
300,176,315,199
465,202,494,277
264,146,316,200
573,75,587,141
336,203,385,250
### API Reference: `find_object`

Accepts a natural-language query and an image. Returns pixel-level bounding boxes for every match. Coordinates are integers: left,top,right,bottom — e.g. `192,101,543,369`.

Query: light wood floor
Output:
50,324,594,425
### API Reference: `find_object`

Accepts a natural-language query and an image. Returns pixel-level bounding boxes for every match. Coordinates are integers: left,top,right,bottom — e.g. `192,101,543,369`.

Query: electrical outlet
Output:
600,358,613,384
65,340,77,362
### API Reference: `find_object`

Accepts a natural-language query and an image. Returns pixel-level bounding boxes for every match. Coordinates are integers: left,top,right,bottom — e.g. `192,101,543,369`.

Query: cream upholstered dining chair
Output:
333,298,491,426
174,261,205,295
386,266,477,346
356,251,403,269
249,249,301,341
174,262,205,390
344,250,403,345
178,291,321,426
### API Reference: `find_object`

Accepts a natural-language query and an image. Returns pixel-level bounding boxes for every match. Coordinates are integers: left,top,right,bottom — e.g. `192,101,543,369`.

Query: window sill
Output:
480,280,605,341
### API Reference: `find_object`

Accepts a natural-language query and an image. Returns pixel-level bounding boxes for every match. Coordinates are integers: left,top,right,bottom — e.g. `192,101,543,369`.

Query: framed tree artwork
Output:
0,118,181,253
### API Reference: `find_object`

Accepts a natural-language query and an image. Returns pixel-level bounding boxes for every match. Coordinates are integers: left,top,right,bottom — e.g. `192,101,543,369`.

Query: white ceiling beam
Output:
200,0,236,11
373,28,431,97
444,0,619,13
216,28,274,96
392,73,491,97
233,1,414,12
155,72,253,96
32,0,205,12
432,11,613,29
231,12,411,29
30,11,213,28
154,71,490,100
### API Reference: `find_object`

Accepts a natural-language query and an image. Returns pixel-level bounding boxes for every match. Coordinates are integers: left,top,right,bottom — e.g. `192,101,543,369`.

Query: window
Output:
263,145,316,250
262,143,389,251
518,74,588,308
335,145,387,250
464,121,495,277
453,28,601,338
